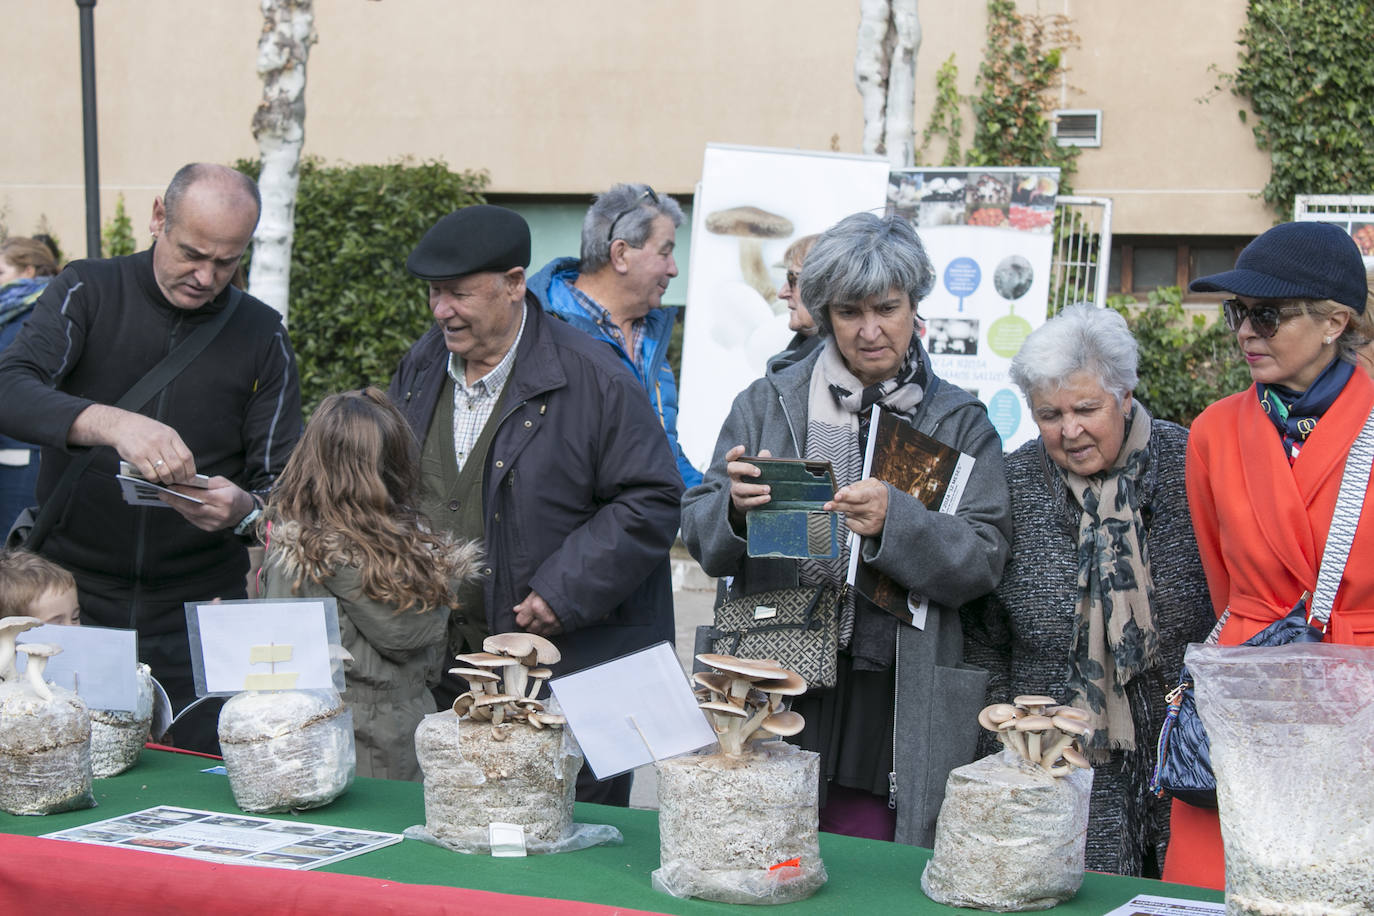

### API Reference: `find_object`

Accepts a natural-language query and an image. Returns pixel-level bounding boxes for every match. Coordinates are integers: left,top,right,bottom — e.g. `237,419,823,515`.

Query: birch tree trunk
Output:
854,0,921,169
250,0,316,321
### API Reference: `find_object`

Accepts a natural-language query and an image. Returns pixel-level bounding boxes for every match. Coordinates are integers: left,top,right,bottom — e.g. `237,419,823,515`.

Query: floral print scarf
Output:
1062,401,1159,756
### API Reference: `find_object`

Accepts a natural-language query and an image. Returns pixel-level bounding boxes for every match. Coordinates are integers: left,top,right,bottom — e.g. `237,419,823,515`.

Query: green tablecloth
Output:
0,750,1223,914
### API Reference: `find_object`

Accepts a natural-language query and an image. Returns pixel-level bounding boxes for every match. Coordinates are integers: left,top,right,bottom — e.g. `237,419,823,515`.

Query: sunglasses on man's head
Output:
605,187,660,244
1221,298,1306,338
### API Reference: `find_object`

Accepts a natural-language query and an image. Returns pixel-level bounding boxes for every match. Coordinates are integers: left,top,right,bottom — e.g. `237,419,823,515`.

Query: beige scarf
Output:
1061,402,1159,756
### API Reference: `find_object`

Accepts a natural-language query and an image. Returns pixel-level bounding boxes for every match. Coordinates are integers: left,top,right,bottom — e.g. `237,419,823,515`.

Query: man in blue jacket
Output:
528,183,702,487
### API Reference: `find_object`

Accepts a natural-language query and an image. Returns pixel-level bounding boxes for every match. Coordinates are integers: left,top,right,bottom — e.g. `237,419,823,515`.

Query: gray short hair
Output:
1009,303,1139,404
580,183,684,272
798,213,935,337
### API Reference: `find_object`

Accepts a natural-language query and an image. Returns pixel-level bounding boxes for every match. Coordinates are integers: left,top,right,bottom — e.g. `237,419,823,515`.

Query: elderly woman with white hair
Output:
962,303,1214,877
682,212,1011,847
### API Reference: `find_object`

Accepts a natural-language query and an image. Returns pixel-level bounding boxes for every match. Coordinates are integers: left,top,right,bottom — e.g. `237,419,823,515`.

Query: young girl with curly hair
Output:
259,387,480,780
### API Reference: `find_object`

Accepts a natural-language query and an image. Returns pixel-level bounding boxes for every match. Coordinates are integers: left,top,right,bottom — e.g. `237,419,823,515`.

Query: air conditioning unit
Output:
1053,109,1102,148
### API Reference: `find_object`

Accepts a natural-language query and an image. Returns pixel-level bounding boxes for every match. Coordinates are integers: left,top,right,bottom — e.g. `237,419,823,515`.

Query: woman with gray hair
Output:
682,212,1011,846
961,303,1213,877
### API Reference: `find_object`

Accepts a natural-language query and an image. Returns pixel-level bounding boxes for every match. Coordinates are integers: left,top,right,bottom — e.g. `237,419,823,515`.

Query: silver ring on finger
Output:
153,459,165,468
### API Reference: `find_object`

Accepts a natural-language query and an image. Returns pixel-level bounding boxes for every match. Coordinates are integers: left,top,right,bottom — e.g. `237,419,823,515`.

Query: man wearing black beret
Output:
388,205,683,805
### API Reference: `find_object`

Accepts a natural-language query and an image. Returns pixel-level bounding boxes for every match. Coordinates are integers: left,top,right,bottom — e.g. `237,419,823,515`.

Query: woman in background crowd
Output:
962,303,1213,877
682,213,1010,846
1164,221,1374,888
0,238,59,533
767,233,821,373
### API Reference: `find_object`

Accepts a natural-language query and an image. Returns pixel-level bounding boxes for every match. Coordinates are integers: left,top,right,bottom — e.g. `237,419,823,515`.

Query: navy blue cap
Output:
406,205,531,281
1190,221,1367,314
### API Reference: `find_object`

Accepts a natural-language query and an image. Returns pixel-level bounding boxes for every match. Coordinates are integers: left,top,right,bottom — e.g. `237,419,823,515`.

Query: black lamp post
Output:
76,0,100,258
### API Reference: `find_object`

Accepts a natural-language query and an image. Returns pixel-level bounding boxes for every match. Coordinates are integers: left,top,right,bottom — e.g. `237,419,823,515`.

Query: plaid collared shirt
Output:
446,308,526,472
565,283,645,372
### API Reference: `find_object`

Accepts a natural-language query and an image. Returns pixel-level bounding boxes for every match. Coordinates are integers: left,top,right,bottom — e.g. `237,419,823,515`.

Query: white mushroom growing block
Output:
415,710,580,850
921,750,1092,911
0,679,94,816
90,664,155,778
653,741,826,905
217,689,355,813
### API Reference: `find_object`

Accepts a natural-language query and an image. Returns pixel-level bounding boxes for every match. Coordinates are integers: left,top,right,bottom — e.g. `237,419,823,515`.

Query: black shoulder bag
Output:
7,287,243,552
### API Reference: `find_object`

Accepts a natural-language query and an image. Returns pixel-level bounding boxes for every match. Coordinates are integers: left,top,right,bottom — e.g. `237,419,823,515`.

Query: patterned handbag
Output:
707,585,840,689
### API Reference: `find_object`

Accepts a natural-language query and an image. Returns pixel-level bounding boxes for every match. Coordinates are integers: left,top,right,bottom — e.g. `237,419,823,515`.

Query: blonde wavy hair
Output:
266,387,477,613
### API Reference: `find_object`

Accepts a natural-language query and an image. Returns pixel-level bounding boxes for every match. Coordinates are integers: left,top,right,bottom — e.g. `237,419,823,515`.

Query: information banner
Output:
888,167,1060,451
678,144,891,472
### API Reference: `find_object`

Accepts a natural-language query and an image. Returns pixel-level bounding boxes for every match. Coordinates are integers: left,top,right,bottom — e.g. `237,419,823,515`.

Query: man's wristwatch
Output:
234,495,265,536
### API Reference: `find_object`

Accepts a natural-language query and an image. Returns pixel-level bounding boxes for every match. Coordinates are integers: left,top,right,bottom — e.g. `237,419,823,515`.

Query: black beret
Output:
406,205,531,281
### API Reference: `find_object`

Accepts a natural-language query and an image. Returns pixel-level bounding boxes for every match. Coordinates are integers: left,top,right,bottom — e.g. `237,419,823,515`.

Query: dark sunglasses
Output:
785,269,801,289
1221,298,1306,338
605,187,660,244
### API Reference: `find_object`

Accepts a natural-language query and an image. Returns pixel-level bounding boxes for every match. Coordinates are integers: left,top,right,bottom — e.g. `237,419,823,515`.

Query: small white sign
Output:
488,822,527,857
549,642,717,780
16,624,138,711
186,598,342,696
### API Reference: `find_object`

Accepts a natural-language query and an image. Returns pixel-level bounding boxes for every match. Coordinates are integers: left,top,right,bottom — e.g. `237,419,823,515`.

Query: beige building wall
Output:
3,0,1271,257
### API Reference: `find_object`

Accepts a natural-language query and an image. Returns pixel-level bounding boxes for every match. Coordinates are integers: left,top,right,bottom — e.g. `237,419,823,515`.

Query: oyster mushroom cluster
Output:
0,616,43,684
979,695,1092,777
450,632,565,737
693,654,806,757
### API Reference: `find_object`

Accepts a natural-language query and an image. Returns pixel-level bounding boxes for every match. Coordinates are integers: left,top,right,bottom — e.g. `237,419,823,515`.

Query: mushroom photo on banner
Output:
920,695,1094,911
651,654,826,905
0,640,96,816
704,205,794,310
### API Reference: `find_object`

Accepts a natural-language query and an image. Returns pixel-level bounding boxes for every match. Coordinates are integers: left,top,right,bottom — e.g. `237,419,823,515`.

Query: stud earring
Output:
1324,336,1333,345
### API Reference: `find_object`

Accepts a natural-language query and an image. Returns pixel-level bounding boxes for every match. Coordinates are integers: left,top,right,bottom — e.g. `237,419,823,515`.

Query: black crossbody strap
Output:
25,287,243,551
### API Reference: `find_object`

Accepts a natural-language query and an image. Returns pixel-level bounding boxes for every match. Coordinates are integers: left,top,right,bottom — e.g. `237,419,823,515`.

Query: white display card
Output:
186,598,343,696
549,641,716,780
16,624,138,711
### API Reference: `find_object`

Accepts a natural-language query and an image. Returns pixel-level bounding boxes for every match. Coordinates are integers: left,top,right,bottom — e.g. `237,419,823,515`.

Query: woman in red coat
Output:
1163,222,1374,889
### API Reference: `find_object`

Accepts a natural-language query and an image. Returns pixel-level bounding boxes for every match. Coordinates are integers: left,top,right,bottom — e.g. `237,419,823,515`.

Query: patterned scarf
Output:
1257,357,1353,464
1062,401,1159,756
799,333,928,670
0,277,48,327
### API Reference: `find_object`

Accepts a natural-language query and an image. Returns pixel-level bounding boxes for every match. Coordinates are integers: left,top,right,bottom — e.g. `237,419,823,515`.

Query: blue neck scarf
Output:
1257,357,1353,462
0,277,48,326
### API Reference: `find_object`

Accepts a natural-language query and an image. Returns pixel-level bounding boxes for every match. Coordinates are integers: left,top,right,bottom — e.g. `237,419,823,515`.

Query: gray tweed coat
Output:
961,418,1215,876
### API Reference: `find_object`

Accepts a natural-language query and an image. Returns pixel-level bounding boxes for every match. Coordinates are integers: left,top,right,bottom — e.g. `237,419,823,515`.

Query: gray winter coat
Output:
680,340,1011,846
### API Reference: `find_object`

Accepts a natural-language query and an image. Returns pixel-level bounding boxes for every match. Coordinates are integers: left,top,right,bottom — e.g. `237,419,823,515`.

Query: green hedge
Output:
1107,287,1252,427
236,157,489,414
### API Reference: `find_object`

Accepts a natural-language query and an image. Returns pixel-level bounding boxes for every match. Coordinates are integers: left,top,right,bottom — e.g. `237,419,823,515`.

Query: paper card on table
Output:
549,641,716,780
488,822,527,857
1100,894,1224,916
16,624,138,711
186,598,343,696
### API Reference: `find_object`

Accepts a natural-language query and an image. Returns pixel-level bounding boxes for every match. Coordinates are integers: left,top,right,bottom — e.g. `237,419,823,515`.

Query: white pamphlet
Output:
549,641,716,780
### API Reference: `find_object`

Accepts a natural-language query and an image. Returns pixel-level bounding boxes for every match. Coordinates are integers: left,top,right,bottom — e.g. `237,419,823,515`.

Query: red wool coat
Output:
1163,368,1374,889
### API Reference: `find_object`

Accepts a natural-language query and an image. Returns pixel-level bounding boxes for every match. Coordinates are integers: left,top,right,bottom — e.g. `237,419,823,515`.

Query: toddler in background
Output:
259,387,480,781
0,549,79,625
